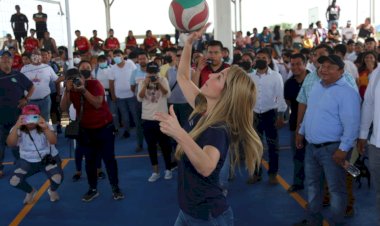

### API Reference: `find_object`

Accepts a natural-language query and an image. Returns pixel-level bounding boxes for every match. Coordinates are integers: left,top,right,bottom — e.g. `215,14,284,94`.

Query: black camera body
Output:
41,154,57,166
149,76,158,82
72,77,82,87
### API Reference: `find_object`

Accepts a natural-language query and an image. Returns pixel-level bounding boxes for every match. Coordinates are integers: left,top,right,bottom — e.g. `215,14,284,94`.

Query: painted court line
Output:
261,160,329,226
9,159,70,226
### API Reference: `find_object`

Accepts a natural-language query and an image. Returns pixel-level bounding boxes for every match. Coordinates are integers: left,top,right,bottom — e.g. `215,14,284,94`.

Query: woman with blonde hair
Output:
154,24,263,226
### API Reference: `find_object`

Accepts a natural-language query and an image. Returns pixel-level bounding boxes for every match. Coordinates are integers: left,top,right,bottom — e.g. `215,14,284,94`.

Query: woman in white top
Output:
137,62,173,182
6,104,63,204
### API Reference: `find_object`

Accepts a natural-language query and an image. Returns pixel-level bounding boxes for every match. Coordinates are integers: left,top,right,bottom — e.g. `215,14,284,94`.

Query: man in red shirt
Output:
23,29,39,53
90,30,104,55
194,40,230,87
74,30,91,57
104,29,120,52
143,30,158,56
9,46,23,71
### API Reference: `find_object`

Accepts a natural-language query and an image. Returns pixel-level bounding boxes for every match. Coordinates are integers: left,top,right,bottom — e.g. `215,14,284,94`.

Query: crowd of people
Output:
1,2,380,226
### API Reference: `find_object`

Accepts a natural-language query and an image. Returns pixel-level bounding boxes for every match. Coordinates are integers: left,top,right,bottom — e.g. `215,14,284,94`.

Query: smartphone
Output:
23,115,40,124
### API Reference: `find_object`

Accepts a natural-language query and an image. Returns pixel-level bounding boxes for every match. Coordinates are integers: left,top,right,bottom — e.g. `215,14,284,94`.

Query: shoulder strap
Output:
78,94,84,122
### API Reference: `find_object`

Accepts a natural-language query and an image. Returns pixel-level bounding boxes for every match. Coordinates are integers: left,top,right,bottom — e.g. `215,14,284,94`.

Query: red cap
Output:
22,104,41,115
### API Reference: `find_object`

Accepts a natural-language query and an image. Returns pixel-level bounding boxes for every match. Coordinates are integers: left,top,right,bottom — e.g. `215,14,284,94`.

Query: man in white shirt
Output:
21,49,59,121
358,68,380,224
109,49,140,143
293,23,304,50
334,44,359,83
345,40,357,62
342,20,356,43
248,49,287,184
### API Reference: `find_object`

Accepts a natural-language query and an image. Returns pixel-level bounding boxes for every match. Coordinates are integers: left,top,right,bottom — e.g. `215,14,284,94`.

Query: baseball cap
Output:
317,55,345,69
22,104,41,115
347,20,352,24
0,51,12,57
146,62,160,74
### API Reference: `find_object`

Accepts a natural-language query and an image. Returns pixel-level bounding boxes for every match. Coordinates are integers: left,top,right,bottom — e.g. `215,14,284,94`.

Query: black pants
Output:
78,123,119,189
254,109,279,175
142,120,172,170
50,92,61,125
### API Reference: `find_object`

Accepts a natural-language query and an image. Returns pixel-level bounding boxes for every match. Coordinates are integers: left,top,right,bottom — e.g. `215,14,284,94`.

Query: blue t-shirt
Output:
0,70,33,124
178,114,230,220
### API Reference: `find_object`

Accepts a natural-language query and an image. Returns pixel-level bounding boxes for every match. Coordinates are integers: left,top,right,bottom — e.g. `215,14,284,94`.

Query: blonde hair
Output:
175,65,263,176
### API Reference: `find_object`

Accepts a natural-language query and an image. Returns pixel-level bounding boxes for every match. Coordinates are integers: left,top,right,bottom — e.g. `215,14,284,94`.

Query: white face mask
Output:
31,54,41,64
73,57,81,65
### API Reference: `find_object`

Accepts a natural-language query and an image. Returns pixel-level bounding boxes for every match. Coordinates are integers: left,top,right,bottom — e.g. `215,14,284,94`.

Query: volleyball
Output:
169,0,209,32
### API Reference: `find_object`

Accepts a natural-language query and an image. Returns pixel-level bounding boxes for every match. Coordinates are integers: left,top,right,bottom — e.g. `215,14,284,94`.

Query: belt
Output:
311,141,340,148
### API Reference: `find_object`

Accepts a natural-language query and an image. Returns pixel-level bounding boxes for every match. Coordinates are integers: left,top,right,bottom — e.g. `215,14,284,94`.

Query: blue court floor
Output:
0,127,377,226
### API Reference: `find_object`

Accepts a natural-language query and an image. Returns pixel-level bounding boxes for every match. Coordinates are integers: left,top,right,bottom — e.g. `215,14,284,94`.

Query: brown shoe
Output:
269,174,278,185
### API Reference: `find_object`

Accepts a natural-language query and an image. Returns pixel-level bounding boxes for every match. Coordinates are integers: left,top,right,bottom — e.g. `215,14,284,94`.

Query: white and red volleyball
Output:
169,0,209,32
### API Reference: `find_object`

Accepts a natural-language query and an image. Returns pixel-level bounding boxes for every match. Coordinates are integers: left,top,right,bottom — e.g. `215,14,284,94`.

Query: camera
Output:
72,77,82,87
41,154,57,166
23,115,39,124
149,76,158,82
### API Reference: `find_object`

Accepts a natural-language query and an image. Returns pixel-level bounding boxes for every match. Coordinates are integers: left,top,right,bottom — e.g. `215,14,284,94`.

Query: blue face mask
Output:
99,62,108,69
113,56,122,64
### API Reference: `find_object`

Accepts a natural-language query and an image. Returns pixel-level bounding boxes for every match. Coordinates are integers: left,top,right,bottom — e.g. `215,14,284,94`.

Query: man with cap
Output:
342,20,356,43
294,55,361,226
10,5,29,52
0,51,35,178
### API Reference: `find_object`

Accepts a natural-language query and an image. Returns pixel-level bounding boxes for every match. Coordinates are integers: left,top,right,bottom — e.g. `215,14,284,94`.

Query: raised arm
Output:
177,24,210,108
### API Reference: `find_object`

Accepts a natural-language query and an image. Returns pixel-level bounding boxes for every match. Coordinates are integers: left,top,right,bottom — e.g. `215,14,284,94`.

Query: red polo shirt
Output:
74,36,90,52
104,37,120,50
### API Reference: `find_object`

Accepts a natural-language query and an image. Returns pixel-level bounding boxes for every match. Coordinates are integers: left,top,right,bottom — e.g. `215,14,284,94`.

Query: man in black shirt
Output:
284,53,308,193
33,5,48,40
0,51,34,178
10,5,28,51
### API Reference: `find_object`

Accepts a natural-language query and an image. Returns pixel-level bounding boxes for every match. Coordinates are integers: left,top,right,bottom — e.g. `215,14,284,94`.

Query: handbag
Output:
65,94,84,139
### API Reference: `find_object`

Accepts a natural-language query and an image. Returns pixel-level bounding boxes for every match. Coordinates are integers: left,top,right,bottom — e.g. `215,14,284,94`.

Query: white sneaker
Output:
23,189,37,205
47,188,60,202
164,170,173,180
148,172,160,182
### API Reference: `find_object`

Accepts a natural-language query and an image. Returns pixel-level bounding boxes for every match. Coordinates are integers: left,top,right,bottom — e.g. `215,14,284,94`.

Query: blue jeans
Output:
116,96,142,132
305,143,347,226
174,207,234,226
328,20,339,29
290,131,305,186
106,94,120,130
0,124,19,170
368,144,380,225
29,95,51,122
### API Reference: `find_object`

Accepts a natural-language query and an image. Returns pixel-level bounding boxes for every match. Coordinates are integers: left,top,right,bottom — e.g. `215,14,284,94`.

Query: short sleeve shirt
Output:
70,80,113,129
178,115,230,220
11,13,28,32
0,70,33,124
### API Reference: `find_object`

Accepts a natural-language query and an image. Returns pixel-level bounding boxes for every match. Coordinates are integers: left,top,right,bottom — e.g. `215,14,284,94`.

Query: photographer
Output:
60,61,124,202
137,62,173,182
6,104,63,204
